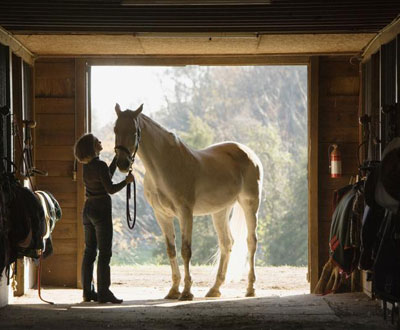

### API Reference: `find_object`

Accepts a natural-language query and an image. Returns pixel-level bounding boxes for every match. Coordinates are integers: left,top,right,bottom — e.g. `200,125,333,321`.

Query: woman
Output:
74,133,133,304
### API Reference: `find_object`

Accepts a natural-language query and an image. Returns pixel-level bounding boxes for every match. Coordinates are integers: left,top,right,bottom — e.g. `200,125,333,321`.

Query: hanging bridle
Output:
114,121,141,230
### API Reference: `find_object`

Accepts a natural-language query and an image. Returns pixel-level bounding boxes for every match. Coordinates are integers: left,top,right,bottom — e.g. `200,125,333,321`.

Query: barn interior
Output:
0,1,400,329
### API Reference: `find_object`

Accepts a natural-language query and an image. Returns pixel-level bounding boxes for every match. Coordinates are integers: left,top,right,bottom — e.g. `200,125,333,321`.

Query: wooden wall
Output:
317,56,360,274
34,59,78,287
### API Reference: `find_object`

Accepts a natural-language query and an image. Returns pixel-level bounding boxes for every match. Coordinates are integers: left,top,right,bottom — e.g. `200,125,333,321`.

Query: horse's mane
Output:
139,113,185,148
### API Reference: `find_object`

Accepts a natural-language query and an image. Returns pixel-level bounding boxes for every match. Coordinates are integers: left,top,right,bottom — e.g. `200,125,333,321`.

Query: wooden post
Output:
75,59,87,289
11,54,25,296
308,56,319,292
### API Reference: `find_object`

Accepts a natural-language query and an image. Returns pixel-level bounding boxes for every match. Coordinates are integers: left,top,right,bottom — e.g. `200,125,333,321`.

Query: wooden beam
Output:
308,56,319,292
0,26,34,65
14,33,373,58
362,16,400,63
87,55,309,66
122,0,271,4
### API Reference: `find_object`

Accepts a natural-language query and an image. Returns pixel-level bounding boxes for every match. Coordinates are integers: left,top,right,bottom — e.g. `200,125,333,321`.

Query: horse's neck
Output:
138,114,194,174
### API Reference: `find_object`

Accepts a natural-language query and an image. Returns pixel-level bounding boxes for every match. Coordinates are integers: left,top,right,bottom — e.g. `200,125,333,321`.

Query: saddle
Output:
0,172,62,278
34,190,62,257
35,191,61,234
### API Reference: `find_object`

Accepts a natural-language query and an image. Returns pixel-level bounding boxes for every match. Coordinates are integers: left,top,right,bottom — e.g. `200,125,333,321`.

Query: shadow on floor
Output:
1,291,396,330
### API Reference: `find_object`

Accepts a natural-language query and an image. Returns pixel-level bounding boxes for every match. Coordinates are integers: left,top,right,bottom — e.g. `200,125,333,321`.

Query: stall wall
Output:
0,43,11,308
317,56,360,273
34,59,78,287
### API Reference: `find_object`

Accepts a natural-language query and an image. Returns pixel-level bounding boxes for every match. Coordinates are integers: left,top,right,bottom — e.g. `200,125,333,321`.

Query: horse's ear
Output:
133,104,143,117
115,103,122,117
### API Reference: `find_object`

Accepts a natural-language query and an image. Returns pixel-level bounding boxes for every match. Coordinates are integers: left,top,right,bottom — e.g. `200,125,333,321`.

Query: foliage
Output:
92,65,308,266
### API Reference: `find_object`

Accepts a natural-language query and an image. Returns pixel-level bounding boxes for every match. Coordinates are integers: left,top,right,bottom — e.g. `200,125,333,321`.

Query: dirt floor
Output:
112,265,310,296
0,265,397,329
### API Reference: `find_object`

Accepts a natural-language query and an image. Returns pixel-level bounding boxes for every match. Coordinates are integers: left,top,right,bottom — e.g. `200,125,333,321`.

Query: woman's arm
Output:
109,156,117,178
100,161,127,194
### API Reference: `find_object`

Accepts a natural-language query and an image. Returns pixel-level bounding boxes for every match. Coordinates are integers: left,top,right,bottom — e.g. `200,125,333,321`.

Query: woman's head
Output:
74,133,101,164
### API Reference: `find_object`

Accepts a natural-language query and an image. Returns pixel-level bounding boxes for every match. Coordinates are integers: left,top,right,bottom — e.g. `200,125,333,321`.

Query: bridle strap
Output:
114,125,141,165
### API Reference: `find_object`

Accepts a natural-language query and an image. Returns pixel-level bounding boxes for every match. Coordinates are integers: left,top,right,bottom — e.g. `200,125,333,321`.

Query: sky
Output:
91,66,173,129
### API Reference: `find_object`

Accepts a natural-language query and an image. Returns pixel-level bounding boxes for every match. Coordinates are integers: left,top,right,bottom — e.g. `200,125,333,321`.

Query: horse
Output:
113,103,263,300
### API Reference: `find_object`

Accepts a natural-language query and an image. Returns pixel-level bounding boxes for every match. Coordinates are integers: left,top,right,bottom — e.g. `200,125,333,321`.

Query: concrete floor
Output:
0,287,397,330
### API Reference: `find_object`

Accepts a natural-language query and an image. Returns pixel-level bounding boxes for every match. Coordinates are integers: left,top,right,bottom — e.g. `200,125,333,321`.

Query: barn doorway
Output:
89,64,309,297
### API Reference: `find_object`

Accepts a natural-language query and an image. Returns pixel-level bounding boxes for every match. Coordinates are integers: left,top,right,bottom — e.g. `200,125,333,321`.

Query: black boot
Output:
98,290,123,304
83,290,98,302
83,283,98,302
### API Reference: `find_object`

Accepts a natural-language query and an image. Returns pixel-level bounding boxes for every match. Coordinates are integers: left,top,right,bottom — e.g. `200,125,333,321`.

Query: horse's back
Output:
199,141,262,174
197,141,262,191
187,142,261,215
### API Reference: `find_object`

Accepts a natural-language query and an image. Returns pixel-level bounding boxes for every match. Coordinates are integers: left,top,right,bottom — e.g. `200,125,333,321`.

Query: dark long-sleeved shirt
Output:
83,157,127,198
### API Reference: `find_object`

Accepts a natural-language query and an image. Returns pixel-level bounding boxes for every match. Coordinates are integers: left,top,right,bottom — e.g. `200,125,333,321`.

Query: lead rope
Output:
125,126,141,231
37,250,54,305
126,172,137,230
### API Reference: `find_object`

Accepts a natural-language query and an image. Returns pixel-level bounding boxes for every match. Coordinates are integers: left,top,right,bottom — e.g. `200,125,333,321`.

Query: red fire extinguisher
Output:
329,144,342,178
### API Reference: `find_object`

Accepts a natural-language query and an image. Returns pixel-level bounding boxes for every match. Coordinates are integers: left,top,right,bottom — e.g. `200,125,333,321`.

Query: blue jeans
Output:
82,195,113,297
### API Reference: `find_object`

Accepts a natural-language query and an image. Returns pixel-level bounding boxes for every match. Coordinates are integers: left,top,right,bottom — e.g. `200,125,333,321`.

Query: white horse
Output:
113,103,263,300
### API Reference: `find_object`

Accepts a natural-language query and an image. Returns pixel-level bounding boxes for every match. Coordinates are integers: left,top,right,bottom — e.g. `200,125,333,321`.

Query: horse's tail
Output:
225,202,248,282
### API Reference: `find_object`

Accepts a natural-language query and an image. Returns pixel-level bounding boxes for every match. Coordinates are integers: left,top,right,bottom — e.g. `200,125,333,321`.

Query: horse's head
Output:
114,103,143,173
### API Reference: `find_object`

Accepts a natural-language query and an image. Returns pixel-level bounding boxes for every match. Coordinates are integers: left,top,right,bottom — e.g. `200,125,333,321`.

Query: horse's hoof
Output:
164,289,181,300
178,292,194,301
205,288,221,298
245,289,255,297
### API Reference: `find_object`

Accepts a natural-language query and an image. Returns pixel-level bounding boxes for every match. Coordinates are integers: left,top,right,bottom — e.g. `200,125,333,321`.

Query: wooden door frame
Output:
75,59,89,289
75,55,319,292
308,57,319,291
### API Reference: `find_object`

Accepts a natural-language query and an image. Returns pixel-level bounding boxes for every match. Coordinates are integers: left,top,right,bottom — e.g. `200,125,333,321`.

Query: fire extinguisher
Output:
329,144,342,178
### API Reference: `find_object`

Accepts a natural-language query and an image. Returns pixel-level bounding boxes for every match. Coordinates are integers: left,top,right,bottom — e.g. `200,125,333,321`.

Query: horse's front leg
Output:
178,208,194,301
154,211,181,299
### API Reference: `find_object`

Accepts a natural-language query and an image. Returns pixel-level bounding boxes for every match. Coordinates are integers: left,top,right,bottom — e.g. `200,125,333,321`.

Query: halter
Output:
114,119,142,230
114,124,141,169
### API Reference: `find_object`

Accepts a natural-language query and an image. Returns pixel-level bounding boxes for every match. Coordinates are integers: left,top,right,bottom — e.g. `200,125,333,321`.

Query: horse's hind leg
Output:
240,198,259,297
206,206,233,298
154,211,181,299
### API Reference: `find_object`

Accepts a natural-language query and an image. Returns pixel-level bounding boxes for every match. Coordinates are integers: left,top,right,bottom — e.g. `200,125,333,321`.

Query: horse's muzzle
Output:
115,145,133,173
116,158,131,173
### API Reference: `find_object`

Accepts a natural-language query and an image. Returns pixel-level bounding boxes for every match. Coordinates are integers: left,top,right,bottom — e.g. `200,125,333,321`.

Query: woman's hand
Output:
125,173,134,184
